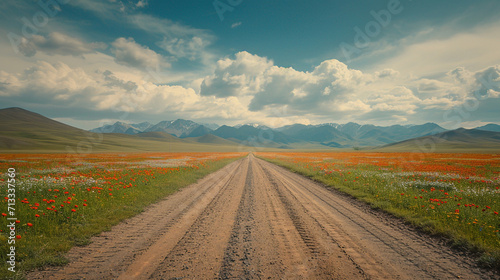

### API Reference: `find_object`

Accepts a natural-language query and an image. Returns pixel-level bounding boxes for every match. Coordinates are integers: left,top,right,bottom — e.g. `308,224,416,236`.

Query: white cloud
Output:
59,3,216,71
158,36,210,61
17,32,106,57
0,61,99,106
375,21,500,76
111,37,166,70
0,60,254,123
136,0,148,8
201,53,372,114
415,79,449,92
375,68,399,78
199,51,500,125
420,97,459,110
363,86,419,115
201,51,274,98
249,65,316,111
334,100,372,112
231,22,242,29
447,65,500,100
130,14,215,64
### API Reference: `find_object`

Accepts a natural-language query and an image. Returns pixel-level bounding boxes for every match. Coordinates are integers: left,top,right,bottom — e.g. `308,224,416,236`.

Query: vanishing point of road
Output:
28,154,497,279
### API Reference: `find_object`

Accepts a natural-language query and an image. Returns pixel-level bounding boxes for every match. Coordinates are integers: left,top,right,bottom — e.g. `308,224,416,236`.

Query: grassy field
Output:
0,152,245,279
256,152,500,270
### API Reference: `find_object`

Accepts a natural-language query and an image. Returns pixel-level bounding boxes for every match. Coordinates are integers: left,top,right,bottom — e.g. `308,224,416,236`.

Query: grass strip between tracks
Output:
256,154,500,271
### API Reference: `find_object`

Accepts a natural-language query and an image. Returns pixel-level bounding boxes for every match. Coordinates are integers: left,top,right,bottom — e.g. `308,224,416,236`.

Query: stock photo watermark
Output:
8,0,71,54
5,168,18,273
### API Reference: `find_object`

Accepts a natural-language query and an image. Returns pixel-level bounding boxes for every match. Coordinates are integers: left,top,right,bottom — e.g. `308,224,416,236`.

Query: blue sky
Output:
0,0,499,129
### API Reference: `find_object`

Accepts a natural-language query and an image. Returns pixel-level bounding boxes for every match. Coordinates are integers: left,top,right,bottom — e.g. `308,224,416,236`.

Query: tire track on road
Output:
219,157,258,279
27,154,498,280
257,157,495,280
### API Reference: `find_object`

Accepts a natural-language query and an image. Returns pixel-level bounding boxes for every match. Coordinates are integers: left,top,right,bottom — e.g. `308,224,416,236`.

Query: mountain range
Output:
90,119,219,137
90,118,500,148
1,107,500,152
0,108,243,152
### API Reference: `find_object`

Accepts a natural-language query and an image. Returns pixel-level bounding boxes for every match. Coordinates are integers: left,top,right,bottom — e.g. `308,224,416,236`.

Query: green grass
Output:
0,107,253,152
257,155,500,271
0,155,243,279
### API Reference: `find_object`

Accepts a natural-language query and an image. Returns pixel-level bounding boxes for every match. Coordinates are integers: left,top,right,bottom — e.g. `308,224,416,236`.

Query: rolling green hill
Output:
0,108,248,152
378,128,500,152
185,134,240,146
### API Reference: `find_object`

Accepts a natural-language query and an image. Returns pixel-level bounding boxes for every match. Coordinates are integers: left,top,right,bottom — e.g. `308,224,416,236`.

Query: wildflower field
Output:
256,152,500,268
0,152,244,277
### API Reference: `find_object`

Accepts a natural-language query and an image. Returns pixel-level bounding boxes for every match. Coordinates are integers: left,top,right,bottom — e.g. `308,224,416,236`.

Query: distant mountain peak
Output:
235,123,270,130
90,121,148,135
475,123,500,132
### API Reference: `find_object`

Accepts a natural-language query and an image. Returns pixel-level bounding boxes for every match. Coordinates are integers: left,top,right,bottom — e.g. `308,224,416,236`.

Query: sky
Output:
0,0,499,130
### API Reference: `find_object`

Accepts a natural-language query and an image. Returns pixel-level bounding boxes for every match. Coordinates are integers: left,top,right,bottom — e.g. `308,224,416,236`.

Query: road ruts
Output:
27,154,498,280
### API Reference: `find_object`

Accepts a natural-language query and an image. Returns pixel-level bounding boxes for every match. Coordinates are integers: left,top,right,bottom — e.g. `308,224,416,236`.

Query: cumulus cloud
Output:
201,52,371,114
0,60,253,122
130,14,216,65
2,46,499,127
420,97,460,110
17,32,105,57
416,79,448,92
199,51,500,125
448,65,500,99
368,86,419,114
111,37,166,70
375,68,399,78
0,61,99,106
411,78,459,101
448,67,474,85
201,51,273,98
158,36,210,61
333,99,372,113
249,65,315,111
473,66,500,98
102,70,138,92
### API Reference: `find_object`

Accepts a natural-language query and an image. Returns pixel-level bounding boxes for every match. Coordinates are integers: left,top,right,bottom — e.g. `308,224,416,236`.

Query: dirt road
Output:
28,154,497,279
